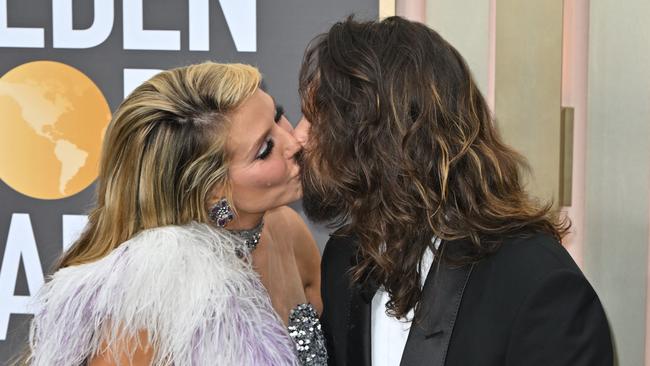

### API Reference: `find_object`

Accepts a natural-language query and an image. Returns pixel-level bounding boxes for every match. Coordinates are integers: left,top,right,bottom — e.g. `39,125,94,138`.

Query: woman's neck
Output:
227,211,265,231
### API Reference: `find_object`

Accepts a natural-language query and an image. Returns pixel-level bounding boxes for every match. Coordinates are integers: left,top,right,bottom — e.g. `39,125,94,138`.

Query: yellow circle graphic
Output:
0,61,111,200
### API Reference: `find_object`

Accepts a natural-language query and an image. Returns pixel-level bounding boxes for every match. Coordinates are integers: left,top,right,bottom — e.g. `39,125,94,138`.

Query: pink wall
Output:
488,0,496,111
395,0,425,22
647,178,650,365
561,0,590,269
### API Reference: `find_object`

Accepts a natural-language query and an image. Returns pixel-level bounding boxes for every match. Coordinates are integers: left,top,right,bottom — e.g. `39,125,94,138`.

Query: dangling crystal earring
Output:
208,198,234,227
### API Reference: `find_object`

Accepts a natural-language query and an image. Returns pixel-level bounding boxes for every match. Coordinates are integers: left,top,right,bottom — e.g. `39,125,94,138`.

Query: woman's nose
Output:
293,117,312,148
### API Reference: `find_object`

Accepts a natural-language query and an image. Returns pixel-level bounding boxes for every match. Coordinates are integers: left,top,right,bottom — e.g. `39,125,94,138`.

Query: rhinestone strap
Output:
287,303,328,365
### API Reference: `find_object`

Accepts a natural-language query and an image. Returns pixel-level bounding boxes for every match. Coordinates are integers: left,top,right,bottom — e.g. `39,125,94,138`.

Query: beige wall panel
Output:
494,0,564,204
585,1,650,364
380,0,395,18
426,0,491,96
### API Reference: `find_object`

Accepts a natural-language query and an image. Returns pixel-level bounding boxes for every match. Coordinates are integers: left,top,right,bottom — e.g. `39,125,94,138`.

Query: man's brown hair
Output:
299,16,569,319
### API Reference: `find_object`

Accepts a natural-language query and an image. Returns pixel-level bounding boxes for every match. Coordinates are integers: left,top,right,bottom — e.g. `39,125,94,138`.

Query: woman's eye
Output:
274,105,285,123
256,138,275,160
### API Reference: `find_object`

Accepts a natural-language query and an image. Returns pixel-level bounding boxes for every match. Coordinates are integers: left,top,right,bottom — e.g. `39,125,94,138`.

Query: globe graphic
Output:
0,61,111,200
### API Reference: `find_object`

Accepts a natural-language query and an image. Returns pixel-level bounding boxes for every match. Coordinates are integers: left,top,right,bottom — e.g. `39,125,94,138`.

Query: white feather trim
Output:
29,222,299,366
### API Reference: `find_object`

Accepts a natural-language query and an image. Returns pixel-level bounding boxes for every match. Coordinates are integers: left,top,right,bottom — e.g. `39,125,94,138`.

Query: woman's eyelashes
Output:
256,138,275,160
255,104,282,161
274,105,284,123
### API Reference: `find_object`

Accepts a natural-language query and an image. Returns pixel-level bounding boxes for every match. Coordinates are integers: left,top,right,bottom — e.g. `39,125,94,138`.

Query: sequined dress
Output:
288,303,328,365
230,220,328,365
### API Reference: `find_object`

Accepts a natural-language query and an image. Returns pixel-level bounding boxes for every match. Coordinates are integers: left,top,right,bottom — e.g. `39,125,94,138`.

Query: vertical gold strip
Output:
559,107,574,206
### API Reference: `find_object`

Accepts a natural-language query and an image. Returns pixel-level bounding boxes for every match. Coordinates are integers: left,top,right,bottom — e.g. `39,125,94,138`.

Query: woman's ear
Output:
207,182,227,208
206,183,237,227
206,177,231,207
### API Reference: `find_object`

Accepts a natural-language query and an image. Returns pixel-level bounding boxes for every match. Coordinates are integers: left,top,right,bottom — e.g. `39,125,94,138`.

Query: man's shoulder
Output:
325,230,358,248
322,229,359,264
473,230,584,287
492,231,578,268
322,228,583,286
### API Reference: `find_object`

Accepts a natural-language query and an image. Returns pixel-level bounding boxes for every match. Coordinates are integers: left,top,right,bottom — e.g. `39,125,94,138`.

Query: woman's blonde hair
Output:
59,62,261,268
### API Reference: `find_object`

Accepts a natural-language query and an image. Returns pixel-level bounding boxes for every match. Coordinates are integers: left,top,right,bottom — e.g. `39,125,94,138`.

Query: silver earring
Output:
208,198,234,227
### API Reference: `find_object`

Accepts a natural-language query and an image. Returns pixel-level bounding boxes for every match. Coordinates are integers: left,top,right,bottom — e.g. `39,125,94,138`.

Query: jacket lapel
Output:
343,240,474,366
400,241,474,366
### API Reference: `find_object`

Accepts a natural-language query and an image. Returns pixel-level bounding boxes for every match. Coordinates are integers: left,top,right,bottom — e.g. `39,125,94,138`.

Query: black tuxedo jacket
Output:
320,231,613,366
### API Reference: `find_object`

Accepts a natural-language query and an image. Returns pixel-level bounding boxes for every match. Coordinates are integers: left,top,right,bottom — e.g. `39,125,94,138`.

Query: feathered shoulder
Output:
29,222,298,366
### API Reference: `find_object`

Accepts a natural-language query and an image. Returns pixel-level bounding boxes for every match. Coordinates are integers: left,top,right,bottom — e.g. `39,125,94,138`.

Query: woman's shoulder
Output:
52,222,241,279
44,223,248,305
126,221,239,252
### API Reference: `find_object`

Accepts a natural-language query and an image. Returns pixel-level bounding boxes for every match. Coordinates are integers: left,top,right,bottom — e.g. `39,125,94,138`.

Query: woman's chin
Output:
266,190,303,212
285,189,304,207
288,178,304,202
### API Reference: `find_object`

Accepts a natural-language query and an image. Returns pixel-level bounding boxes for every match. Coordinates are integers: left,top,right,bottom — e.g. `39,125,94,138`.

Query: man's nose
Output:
293,117,312,148
278,115,294,134
282,128,302,160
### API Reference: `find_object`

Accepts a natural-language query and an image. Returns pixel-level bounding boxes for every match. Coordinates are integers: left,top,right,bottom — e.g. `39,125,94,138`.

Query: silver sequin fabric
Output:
288,303,328,365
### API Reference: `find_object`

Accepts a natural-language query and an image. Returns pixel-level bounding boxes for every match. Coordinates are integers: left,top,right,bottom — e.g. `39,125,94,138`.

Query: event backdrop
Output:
0,0,377,361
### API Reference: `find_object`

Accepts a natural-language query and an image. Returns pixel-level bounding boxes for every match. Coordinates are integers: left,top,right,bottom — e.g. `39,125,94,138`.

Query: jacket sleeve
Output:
505,269,614,366
320,234,357,366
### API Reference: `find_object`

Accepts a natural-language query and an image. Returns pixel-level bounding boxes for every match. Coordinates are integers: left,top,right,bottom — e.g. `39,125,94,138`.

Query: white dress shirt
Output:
370,238,439,366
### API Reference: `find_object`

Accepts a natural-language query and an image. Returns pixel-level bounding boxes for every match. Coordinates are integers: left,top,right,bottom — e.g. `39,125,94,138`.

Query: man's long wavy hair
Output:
298,16,569,319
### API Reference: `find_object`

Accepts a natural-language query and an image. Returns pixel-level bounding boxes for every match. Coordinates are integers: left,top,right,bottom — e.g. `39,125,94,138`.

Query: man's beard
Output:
297,150,343,224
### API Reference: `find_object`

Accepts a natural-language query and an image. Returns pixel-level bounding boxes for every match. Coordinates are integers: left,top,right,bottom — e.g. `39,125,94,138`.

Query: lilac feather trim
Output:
29,223,299,365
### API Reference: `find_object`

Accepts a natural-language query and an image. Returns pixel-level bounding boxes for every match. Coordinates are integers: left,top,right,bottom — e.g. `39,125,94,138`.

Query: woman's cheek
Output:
254,157,287,188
